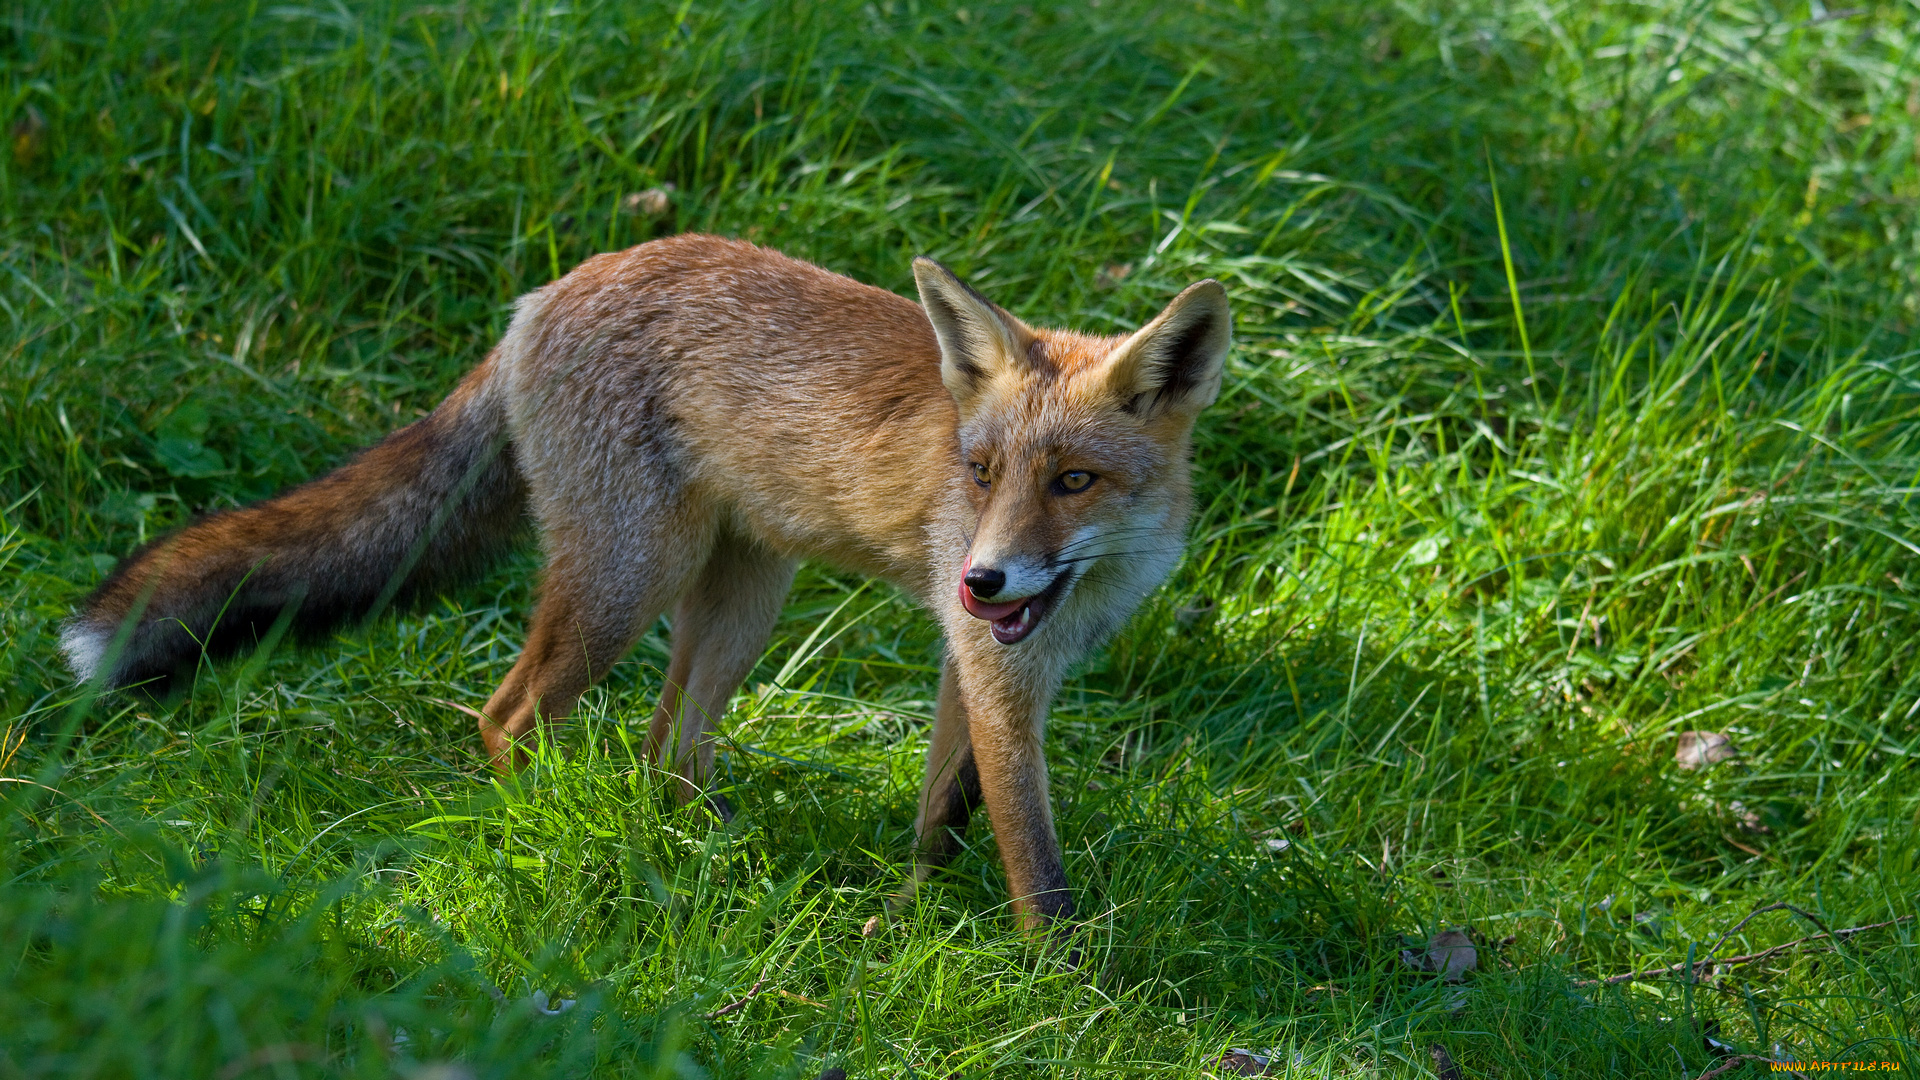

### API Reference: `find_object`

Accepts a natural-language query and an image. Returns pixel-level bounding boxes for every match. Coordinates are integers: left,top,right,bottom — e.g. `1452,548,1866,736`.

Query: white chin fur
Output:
59,620,110,683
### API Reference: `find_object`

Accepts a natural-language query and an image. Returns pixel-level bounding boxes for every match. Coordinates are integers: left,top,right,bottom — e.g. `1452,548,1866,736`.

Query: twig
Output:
1703,903,1833,961
1577,906,1911,987
705,977,769,1020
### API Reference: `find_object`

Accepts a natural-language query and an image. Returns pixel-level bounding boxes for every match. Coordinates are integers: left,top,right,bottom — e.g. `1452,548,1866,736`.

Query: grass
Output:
2,0,1918,1075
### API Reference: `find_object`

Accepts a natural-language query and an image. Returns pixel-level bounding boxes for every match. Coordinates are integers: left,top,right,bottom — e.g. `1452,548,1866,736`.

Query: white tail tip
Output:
60,619,110,684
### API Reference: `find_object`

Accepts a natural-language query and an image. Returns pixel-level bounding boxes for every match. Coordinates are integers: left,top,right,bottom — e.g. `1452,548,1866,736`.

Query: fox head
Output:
913,257,1231,645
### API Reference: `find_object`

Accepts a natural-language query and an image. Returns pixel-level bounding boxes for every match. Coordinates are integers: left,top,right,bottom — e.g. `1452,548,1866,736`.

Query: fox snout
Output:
962,564,1007,598
960,551,1056,603
958,552,1072,645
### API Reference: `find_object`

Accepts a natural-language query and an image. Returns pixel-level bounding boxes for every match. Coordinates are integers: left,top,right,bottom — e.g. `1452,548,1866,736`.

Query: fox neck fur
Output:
65,233,1232,931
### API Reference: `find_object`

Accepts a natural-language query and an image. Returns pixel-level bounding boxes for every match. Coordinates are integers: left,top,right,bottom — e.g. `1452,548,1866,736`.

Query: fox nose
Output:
963,566,1007,598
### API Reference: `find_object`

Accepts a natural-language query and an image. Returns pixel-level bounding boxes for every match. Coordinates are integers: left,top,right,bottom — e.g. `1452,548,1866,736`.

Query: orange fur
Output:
67,235,1232,929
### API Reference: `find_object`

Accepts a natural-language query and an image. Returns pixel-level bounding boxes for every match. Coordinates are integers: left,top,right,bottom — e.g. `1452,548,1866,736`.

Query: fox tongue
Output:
957,579,1028,622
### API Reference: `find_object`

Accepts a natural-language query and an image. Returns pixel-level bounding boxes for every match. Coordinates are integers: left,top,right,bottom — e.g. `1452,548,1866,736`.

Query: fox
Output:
63,234,1232,929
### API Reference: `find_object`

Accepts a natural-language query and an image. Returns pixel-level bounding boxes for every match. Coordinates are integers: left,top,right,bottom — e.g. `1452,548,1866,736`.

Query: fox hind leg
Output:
480,517,712,770
647,533,797,817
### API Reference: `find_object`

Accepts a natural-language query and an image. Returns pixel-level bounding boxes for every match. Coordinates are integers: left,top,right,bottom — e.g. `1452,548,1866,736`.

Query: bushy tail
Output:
64,356,526,693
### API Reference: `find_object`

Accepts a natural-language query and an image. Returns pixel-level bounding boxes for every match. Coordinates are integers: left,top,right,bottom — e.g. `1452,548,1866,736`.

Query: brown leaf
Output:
1427,929,1477,982
1675,731,1737,770
1217,1049,1276,1076
1429,1044,1463,1080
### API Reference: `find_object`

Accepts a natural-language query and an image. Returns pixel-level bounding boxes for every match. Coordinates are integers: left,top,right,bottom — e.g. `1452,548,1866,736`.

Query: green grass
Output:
3,0,1918,1075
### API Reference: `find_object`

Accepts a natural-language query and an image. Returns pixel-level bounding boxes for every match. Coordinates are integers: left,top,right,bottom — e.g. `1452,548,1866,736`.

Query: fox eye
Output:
971,462,991,486
1057,471,1094,493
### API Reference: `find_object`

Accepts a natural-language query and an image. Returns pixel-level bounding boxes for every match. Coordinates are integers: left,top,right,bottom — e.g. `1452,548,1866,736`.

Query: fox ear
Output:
913,257,1027,410
1102,280,1232,416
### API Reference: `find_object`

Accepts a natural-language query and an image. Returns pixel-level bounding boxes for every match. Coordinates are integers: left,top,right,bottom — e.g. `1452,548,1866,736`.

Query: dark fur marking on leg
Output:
946,753,981,830
1028,882,1076,922
922,748,981,869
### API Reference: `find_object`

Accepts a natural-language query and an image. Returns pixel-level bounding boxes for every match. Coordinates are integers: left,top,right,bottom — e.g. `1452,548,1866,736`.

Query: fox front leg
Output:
950,665,1073,930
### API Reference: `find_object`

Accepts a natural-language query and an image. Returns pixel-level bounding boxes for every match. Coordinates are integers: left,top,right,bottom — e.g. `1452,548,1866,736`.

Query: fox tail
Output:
63,355,525,693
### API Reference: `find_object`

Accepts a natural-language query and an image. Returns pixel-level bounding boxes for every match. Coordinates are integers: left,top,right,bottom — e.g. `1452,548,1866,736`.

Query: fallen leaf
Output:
1675,731,1737,770
1429,1044,1463,1080
624,184,676,217
1726,799,1769,833
1404,929,1478,982
1217,1049,1276,1076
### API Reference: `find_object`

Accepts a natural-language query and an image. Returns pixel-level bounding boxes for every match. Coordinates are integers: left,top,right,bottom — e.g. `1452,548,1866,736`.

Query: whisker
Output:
1052,547,1182,567
1056,525,1169,548
1052,527,1176,558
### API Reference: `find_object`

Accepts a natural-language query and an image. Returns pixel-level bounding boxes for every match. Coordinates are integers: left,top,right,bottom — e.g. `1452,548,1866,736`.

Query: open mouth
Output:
957,568,1073,645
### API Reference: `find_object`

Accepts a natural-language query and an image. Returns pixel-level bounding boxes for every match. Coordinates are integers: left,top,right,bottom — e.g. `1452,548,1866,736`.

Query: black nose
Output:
964,566,1007,598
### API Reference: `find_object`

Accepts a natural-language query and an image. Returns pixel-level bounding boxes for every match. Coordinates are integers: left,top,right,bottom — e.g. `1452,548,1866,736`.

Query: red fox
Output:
65,235,1231,928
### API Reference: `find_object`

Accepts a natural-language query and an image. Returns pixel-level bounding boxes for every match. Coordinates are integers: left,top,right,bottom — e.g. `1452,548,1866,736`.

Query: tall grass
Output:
2,0,1916,1075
